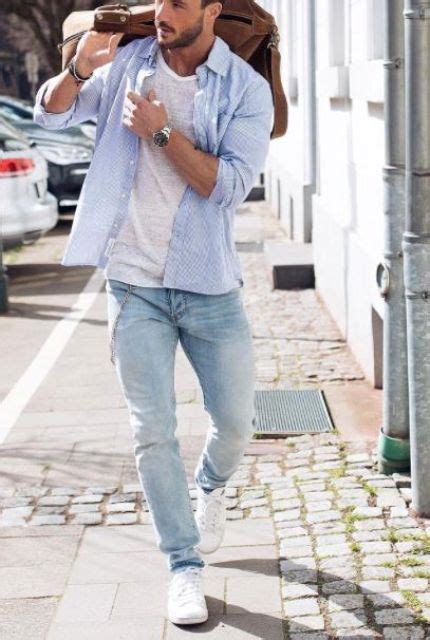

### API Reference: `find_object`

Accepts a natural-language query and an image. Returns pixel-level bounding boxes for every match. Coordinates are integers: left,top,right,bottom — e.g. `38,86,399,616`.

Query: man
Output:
34,0,273,626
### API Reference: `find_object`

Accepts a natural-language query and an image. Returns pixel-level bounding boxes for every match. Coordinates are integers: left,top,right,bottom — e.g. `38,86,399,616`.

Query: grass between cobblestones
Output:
265,433,430,638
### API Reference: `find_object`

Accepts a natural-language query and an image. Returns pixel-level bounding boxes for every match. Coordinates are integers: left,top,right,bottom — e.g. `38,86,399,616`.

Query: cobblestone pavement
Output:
236,203,365,389
253,434,430,640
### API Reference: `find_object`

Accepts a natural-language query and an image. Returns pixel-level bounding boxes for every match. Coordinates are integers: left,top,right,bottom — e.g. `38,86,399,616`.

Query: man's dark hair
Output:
201,0,225,8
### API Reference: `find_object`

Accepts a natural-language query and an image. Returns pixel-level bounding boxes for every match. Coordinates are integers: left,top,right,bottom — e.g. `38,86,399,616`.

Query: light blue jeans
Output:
105,279,257,573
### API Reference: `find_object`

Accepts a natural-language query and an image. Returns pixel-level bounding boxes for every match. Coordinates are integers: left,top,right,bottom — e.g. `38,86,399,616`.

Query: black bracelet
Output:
67,56,93,86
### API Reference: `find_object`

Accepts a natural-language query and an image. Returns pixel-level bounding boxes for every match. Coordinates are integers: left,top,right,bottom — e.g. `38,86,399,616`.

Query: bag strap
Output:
268,45,288,139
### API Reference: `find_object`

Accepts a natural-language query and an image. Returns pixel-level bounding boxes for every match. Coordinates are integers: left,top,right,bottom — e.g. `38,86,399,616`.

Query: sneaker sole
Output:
196,529,226,554
169,612,209,625
196,542,222,554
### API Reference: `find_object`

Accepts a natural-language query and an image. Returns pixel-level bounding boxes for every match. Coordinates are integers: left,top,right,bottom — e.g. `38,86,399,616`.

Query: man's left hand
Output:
123,89,168,139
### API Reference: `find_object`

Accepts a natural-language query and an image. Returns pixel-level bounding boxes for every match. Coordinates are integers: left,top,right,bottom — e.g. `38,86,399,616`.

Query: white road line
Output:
0,269,106,444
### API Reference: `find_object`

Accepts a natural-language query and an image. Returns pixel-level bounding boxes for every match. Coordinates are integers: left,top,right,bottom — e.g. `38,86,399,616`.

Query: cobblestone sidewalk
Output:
254,433,429,640
237,203,366,389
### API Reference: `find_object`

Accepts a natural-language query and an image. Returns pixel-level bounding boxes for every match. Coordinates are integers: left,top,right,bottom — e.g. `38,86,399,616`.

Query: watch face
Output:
153,131,169,147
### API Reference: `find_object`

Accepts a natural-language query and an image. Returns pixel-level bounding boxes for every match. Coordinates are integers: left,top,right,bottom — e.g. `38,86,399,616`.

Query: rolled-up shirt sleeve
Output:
208,76,274,210
33,63,111,130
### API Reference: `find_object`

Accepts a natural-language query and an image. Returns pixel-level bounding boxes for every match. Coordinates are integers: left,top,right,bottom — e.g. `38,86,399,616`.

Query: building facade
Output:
260,0,385,388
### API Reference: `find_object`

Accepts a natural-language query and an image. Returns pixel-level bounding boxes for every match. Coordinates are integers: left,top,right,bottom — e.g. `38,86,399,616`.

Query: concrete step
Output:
245,173,265,202
246,185,265,201
264,240,315,289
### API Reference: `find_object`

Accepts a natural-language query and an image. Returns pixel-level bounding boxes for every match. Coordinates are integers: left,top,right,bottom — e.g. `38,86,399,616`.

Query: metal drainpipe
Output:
402,0,430,516
0,235,9,314
302,0,317,243
376,0,410,473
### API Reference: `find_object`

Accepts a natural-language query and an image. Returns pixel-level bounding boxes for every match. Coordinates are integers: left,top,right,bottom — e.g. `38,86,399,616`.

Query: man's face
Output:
154,0,208,49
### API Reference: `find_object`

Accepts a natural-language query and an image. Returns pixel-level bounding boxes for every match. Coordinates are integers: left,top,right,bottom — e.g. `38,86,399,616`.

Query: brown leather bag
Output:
58,1,288,139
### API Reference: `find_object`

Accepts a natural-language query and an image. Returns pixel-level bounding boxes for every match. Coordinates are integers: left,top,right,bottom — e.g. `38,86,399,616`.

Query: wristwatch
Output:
153,121,173,147
67,56,94,87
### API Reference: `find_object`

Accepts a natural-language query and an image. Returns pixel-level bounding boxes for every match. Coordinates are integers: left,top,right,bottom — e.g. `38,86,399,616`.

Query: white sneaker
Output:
195,485,226,554
167,566,208,625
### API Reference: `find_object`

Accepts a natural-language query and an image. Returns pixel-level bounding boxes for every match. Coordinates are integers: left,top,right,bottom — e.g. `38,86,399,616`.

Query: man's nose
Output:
155,3,172,26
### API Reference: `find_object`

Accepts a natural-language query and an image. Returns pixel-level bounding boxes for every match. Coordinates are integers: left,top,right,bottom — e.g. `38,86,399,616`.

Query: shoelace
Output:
169,568,204,606
197,490,225,531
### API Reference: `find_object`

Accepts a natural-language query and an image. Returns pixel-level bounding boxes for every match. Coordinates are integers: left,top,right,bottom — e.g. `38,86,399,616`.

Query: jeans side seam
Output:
110,284,133,366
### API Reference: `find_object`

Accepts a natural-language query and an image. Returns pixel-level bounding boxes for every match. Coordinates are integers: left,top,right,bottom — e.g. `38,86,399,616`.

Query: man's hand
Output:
124,89,218,198
75,31,124,77
123,89,169,139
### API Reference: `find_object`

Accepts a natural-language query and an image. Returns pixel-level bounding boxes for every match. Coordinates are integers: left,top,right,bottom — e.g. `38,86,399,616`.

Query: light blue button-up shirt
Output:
33,35,274,294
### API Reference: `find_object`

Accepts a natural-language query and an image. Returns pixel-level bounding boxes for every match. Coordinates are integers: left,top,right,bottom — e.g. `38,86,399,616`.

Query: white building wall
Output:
260,0,386,387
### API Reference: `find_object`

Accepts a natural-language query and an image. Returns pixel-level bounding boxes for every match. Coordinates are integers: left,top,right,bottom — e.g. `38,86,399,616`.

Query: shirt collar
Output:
136,35,229,77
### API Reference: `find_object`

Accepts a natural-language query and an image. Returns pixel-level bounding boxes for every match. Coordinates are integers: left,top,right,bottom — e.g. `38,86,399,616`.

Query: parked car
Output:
80,120,97,141
0,95,95,214
0,96,34,121
0,95,97,140
0,116,58,249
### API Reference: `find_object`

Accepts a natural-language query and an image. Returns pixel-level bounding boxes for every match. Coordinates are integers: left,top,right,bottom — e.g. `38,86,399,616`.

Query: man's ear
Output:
207,1,223,22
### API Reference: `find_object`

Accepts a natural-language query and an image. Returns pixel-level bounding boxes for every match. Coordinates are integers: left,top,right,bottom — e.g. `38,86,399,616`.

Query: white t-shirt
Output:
103,48,198,287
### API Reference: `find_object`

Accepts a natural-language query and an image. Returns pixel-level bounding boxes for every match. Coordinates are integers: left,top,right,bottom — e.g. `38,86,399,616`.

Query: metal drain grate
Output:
235,241,264,253
254,389,335,436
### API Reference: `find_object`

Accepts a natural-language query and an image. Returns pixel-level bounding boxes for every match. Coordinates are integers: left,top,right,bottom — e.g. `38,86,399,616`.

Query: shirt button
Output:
130,160,134,165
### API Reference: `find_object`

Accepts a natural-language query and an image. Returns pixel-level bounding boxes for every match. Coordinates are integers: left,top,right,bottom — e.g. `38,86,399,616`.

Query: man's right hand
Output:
38,30,124,116
75,30,124,77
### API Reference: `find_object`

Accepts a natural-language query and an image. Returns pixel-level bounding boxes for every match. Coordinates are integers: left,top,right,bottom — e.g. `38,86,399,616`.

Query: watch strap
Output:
155,121,172,135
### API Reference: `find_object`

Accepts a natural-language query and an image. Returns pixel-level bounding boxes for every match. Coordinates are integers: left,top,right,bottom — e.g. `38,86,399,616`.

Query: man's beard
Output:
158,14,204,49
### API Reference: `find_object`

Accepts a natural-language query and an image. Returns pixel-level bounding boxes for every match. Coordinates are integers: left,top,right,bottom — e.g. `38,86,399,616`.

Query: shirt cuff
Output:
207,157,236,208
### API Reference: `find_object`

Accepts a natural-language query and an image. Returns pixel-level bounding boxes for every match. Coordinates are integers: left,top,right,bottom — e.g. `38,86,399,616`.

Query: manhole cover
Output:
254,389,335,436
